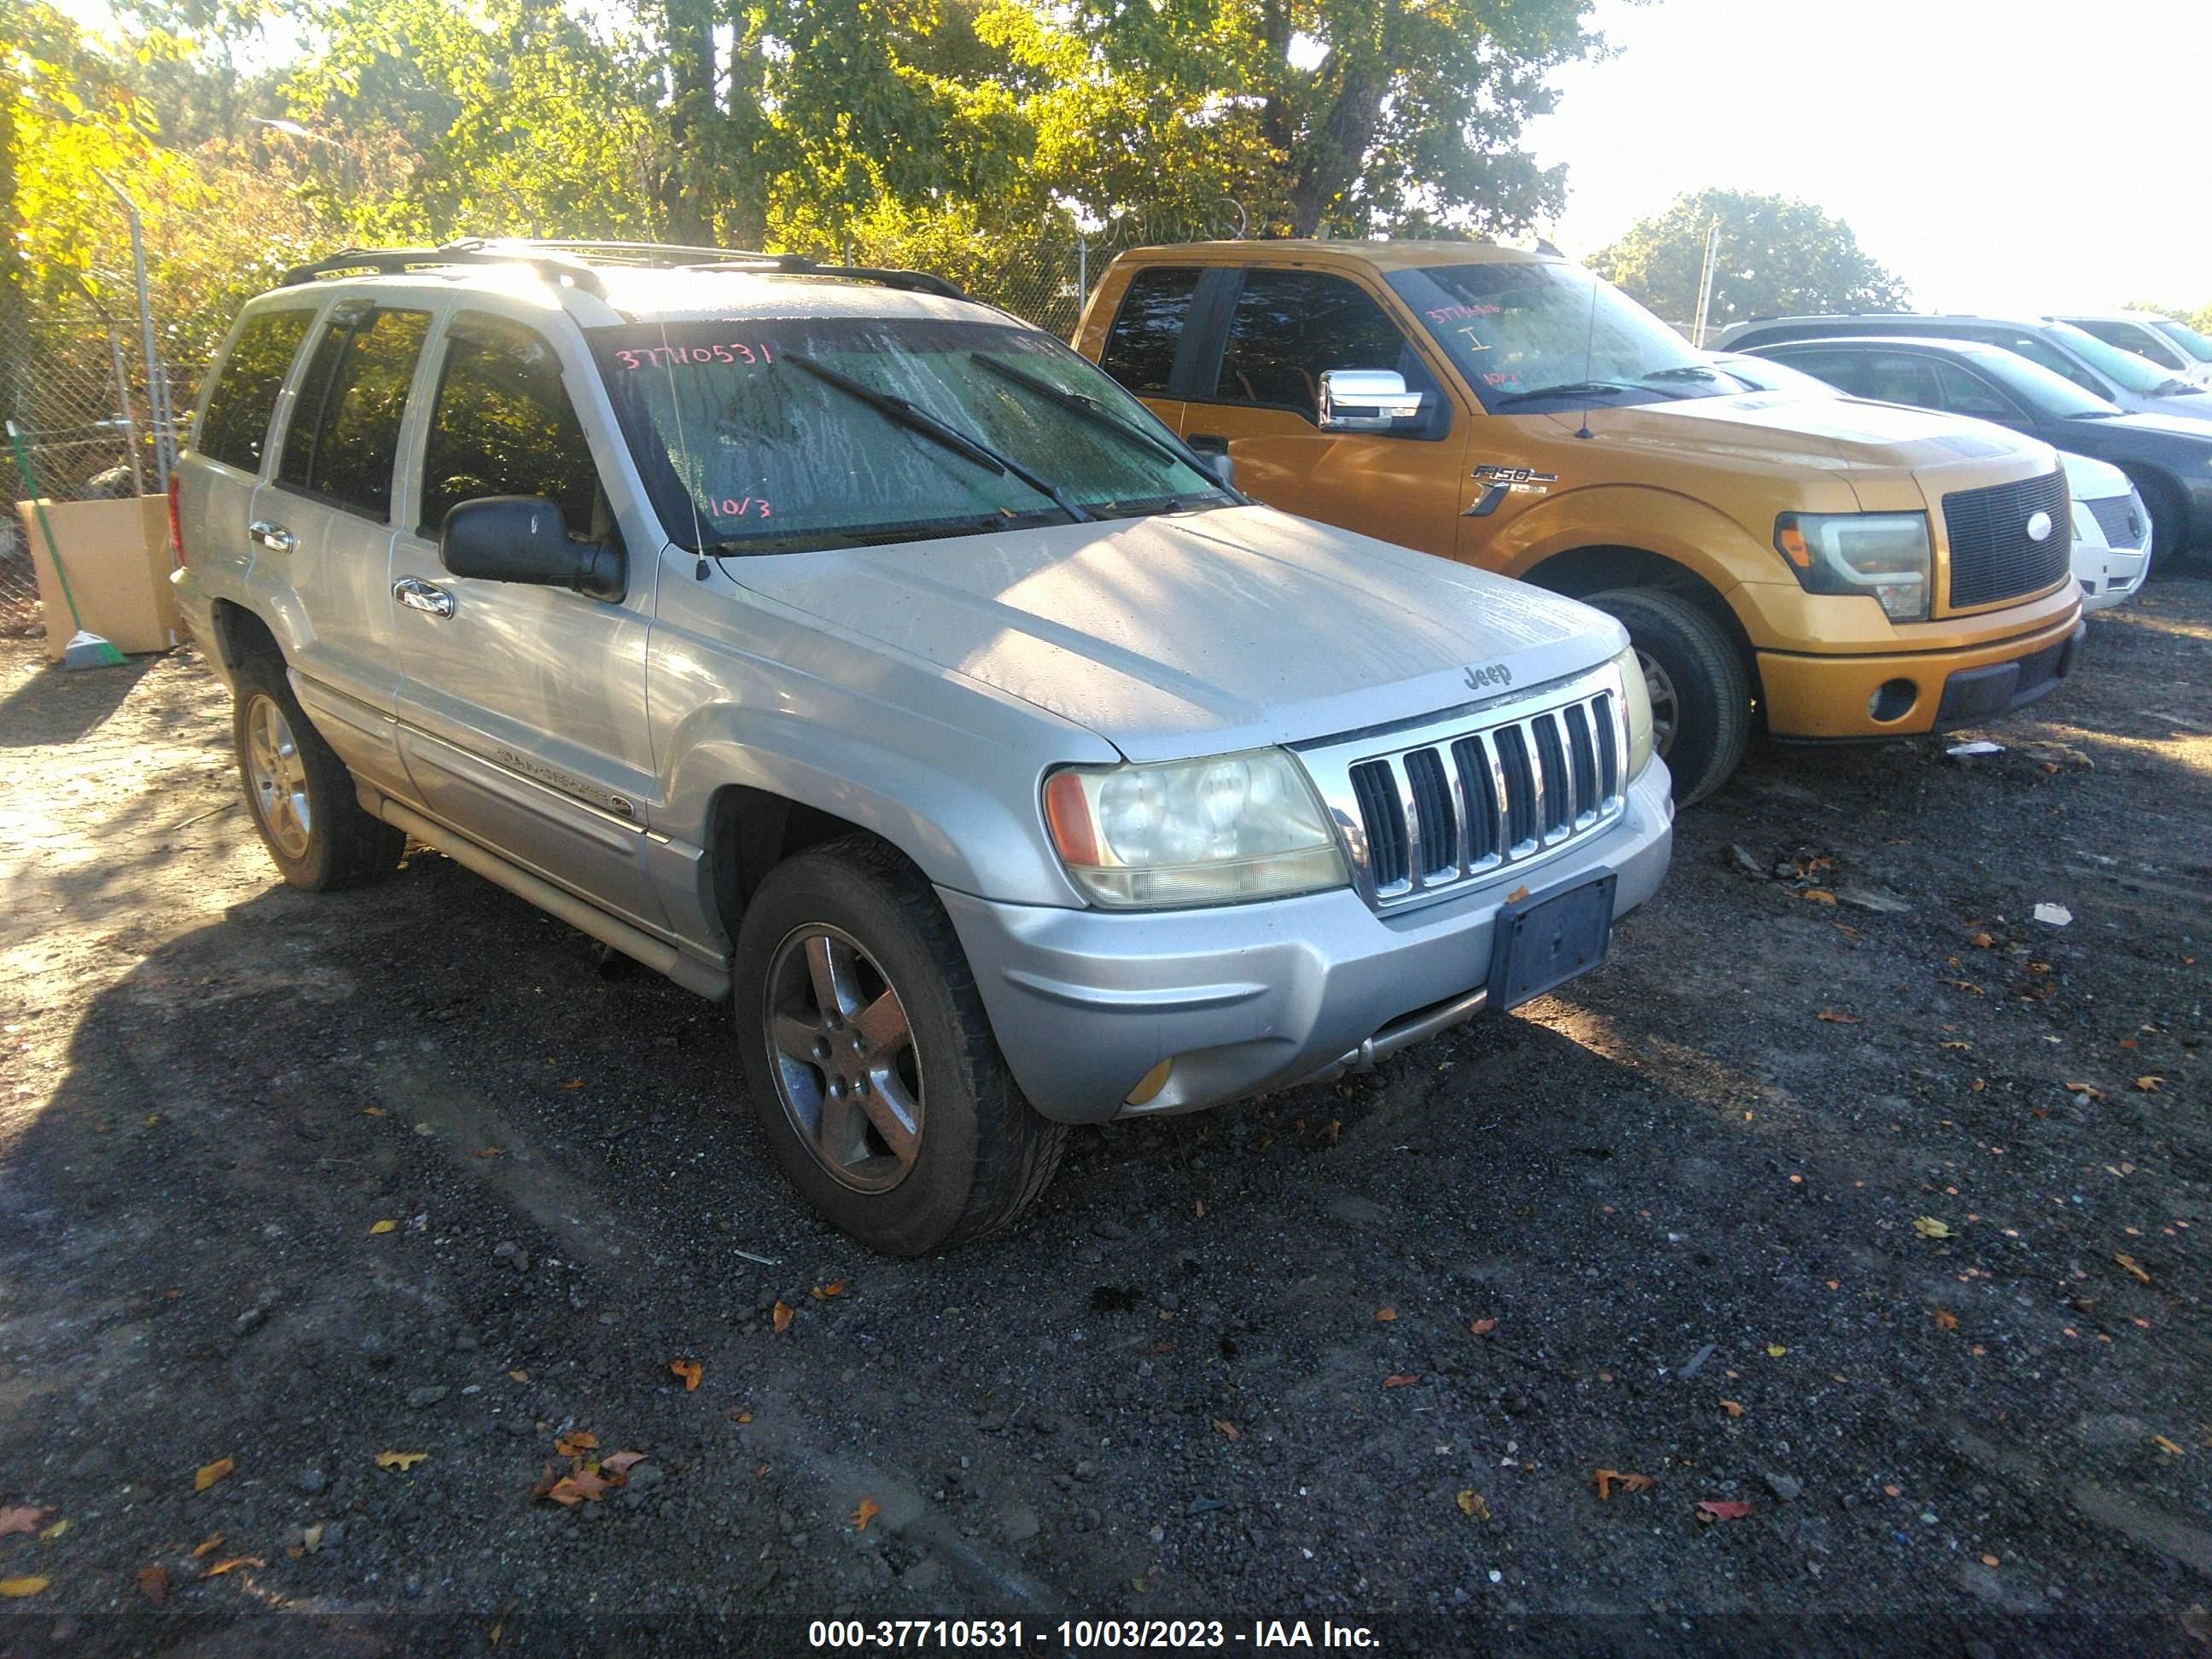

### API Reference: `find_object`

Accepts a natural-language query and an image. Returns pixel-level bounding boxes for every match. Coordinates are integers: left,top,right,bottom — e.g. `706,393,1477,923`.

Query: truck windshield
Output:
591,317,1231,555
2149,316,2212,364
2046,320,2197,397
1386,262,1728,413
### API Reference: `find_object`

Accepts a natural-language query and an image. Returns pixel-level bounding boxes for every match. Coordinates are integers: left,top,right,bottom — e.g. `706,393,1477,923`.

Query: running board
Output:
367,792,731,1002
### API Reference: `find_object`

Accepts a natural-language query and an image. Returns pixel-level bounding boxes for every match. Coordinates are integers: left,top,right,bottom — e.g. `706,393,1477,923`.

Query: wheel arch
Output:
1519,544,1766,713
207,597,284,672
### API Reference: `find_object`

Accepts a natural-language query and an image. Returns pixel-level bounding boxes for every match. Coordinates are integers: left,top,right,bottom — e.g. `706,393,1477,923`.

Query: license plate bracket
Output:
1488,874,1617,1010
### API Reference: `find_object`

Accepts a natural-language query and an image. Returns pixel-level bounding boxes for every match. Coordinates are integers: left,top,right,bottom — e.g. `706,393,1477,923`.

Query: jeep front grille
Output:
1942,469,2072,609
1297,664,1631,910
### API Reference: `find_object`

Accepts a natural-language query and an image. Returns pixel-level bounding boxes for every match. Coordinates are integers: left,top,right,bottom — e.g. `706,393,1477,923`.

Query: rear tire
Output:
1583,586,1749,806
731,835,1067,1256
231,653,405,890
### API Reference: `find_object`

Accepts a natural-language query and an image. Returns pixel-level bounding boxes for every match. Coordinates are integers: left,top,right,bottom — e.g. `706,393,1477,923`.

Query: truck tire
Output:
231,653,405,889
1583,587,1749,806
731,835,1068,1256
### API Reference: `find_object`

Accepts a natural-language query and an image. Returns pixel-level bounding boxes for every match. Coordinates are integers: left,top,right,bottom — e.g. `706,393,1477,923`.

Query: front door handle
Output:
393,576,456,618
248,520,294,553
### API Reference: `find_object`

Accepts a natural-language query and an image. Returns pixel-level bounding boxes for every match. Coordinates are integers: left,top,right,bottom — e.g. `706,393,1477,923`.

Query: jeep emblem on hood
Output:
2026,509,2053,542
1464,662,1513,692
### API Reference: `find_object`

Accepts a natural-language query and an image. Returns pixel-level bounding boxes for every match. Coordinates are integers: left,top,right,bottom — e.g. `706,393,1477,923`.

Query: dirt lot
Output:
0,582,2206,1653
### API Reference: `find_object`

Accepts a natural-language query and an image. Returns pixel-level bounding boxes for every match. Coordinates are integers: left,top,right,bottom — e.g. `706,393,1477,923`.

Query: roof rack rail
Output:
459,237,967,300
277,242,610,298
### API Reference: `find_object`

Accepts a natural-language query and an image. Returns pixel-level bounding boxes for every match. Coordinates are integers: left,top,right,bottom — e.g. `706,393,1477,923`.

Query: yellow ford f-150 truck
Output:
1074,242,2086,802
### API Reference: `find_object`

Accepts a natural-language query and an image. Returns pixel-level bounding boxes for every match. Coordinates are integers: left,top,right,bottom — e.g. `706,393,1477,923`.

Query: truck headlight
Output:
1612,644,1656,780
1043,748,1348,908
1774,512,1931,623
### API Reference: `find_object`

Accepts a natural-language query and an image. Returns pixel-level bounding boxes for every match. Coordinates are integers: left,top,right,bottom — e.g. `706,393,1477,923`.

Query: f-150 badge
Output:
1471,463,1558,496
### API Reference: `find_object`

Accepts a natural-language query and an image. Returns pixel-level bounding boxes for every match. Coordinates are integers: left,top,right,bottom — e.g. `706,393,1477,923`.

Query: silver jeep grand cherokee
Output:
170,240,1674,1254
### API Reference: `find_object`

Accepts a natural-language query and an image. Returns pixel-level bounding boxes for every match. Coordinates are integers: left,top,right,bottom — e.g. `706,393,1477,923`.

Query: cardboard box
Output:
13,495,179,661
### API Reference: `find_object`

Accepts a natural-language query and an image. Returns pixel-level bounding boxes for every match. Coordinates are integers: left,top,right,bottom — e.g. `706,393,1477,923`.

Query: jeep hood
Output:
727,505,1623,763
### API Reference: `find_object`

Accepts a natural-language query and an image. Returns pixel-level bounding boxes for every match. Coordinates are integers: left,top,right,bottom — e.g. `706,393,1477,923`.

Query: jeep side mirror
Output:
1318,369,1429,431
440,496,625,602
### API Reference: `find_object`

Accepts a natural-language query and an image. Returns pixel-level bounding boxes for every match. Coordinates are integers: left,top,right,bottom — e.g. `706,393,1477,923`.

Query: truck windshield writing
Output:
1387,264,1731,413
592,318,1230,555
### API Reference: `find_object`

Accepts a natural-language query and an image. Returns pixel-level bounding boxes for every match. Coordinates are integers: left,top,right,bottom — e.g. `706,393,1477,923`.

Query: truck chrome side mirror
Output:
1319,369,1428,431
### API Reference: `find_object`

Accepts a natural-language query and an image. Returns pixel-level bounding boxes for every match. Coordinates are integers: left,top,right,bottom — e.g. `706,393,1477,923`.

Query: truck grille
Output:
2085,492,2147,550
1295,665,1631,910
1942,469,2072,609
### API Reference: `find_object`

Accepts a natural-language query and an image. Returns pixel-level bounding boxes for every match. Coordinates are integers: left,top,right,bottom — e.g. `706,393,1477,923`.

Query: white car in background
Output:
1708,353,2148,612
2052,311,2212,389
2060,451,2151,613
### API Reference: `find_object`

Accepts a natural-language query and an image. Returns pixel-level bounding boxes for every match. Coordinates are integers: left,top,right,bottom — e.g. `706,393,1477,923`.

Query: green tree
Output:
1589,189,1911,331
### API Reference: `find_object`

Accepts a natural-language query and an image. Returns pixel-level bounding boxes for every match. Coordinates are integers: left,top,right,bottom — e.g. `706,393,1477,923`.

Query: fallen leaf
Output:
1372,1307,1399,1324
369,1220,398,1236
205,1557,263,1576
552,1431,598,1458
1696,1499,1753,1522
2118,1037,2139,1051
36,1518,65,1540
2114,1254,2152,1285
601,1451,648,1476
191,1534,224,1559
1981,1553,2000,1568
194,1457,235,1493
1468,1318,1497,1336
1912,1217,1953,1239
2064,1081,2104,1099
1940,1040,1972,1051
2153,1435,2184,1458
1816,1009,1861,1024
1883,1483,1902,1498
301,1522,324,1553
508,1370,529,1383
361,1107,384,1117
474,1146,504,1159
1211,1418,1241,1441
853,1497,882,1532
0,1506,49,1538
1505,885,1529,904
1799,888,1837,905
2134,1075,2165,1093
1193,1199,1206,1218
1382,1373,1420,1388
1766,1345,1788,1358
1720,1400,1743,1418
1456,1489,1489,1520
1934,1309,1959,1331
1967,931,1994,949
771,1301,794,1334
669,1358,702,1390
137,1565,169,1604
0,1576,49,1598
375,1451,428,1471
561,1079,584,1090
727,1409,753,1424
1593,1469,1652,1500
808,1279,848,1301
544,1467,612,1505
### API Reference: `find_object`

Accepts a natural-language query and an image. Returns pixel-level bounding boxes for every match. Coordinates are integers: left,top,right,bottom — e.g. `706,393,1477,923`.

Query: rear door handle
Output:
393,576,455,618
248,520,294,553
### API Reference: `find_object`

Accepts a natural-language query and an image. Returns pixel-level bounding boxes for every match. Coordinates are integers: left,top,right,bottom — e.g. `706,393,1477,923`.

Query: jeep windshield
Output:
1386,263,1730,414
592,317,1233,555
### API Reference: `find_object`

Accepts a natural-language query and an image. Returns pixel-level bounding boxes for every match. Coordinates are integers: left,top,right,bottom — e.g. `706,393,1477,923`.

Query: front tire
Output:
731,836,1067,1256
1583,586,1749,807
231,653,404,890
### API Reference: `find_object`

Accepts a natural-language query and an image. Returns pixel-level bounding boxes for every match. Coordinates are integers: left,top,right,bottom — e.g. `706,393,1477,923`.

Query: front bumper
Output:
940,763,1674,1125
2075,544,2150,614
1755,600,2084,739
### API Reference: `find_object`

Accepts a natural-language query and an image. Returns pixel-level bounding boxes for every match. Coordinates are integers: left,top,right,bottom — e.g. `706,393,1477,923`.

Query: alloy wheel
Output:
763,925,923,1193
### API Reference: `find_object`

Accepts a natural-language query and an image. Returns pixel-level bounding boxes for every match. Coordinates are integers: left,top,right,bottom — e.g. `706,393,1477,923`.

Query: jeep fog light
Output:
1774,512,1931,623
1043,748,1348,909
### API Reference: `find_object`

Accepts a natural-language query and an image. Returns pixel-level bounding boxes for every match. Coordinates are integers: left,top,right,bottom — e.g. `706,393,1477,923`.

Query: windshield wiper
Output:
969,353,1222,486
783,352,1092,522
702,508,1071,557
1489,380,1648,410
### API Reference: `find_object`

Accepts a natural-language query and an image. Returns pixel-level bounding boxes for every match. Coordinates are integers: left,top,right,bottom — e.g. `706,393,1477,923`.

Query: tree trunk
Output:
1288,61,1384,236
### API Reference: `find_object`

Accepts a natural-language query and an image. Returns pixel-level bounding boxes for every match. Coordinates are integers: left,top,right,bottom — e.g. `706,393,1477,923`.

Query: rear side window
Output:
1967,329,2103,395
1098,267,1202,396
1212,270,1437,421
1864,352,1942,408
2073,318,2183,370
1771,349,1866,395
195,311,313,474
278,307,431,521
420,318,597,536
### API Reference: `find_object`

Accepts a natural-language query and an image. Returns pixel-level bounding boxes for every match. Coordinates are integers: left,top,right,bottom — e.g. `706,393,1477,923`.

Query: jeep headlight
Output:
1774,512,1931,623
1042,748,1347,908
1612,643,1656,780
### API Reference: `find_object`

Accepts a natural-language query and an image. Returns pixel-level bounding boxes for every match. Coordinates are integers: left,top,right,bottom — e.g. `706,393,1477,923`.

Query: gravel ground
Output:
0,582,2205,1654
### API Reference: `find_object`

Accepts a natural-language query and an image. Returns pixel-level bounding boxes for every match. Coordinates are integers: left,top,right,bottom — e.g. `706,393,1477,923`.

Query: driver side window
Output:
420,317,602,538
1211,270,1441,428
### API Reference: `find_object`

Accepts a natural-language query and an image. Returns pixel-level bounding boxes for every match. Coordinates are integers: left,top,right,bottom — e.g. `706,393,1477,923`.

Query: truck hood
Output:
728,505,1622,763
1570,391,2052,477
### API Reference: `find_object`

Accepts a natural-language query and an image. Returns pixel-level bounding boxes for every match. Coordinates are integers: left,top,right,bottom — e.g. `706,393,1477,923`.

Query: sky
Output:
1523,0,2212,315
